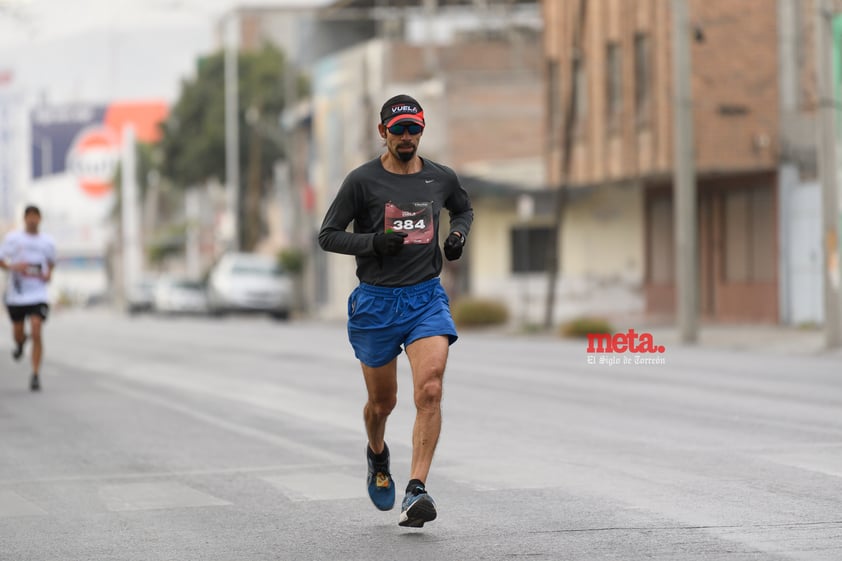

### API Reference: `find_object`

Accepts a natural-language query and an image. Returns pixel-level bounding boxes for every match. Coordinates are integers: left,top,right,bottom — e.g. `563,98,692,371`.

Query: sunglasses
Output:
387,123,424,135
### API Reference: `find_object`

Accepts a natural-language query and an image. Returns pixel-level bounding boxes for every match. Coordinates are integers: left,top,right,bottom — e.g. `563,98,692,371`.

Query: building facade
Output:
0,70,22,235
544,0,797,324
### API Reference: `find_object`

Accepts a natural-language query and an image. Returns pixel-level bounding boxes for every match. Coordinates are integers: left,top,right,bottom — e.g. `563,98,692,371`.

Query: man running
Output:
0,205,56,391
319,94,473,528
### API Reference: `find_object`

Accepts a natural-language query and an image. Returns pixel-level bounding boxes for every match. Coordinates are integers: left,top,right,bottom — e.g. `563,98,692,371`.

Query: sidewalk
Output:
500,318,838,357
634,324,833,356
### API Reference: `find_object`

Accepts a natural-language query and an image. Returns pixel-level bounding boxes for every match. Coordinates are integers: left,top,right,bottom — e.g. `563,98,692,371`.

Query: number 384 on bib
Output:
384,201,434,245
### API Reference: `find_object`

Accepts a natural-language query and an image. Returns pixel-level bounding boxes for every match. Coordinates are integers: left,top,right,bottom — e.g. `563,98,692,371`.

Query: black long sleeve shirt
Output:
319,156,474,287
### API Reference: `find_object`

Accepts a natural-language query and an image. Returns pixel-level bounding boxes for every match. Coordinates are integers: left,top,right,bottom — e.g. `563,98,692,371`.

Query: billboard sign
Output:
31,104,108,183
31,101,167,200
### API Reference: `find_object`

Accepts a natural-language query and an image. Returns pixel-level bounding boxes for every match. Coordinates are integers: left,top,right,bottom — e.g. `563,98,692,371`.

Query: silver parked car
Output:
206,253,293,320
127,277,158,314
154,277,208,315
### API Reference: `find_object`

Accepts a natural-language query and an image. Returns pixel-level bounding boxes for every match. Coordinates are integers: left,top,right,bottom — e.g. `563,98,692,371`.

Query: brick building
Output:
543,0,840,324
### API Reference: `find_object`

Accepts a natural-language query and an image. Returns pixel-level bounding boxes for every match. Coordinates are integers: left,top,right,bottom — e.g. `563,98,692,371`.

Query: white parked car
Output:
206,253,293,320
154,277,208,315
127,277,158,314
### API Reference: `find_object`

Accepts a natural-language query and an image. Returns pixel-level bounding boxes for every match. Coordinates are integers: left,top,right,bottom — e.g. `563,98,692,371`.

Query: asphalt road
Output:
1,309,840,561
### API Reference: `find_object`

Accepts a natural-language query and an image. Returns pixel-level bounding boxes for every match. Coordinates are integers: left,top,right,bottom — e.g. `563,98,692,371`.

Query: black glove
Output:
373,231,408,256
443,232,465,261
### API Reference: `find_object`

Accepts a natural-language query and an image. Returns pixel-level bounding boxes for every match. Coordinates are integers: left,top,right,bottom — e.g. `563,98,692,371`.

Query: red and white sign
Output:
66,126,121,198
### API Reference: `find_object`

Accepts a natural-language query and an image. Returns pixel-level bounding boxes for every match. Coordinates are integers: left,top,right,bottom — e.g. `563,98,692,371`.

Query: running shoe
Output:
366,443,395,511
398,486,437,527
12,336,26,361
30,374,40,392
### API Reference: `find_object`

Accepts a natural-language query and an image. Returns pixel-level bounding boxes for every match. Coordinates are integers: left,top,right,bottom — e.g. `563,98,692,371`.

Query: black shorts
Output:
6,303,50,323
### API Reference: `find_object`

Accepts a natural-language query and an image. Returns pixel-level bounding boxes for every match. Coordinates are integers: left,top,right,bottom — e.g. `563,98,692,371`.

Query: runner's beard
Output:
395,145,416,162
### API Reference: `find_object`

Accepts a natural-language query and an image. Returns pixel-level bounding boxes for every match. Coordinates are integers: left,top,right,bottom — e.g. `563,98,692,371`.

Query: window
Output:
231,263,284,277
606,42,622,131
634,33,652,126
511,226,554,273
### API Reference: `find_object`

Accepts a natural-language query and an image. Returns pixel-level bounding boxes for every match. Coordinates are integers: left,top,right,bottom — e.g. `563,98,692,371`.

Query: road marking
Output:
98,381,348,465
0,463,356,487
67,356,365,439
262,472,366,502
98,482,230,512
0,491,47,518
760,450,842,479
436,459,561,491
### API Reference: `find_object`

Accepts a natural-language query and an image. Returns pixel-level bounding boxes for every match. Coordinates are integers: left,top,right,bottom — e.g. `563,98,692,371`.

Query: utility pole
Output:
120,125,141,310
671,0,699,343
543,0,587,330
224,11,241,252
185,187,201,279
423,0,439,76
816,0,842,348
284,16,301,249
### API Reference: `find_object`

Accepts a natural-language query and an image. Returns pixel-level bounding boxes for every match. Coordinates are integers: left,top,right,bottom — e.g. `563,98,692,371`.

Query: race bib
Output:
25,263,43,277
384,201,434,244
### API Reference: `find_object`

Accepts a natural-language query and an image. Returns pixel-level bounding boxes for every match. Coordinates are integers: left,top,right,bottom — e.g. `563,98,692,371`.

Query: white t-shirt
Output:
1,230,56,306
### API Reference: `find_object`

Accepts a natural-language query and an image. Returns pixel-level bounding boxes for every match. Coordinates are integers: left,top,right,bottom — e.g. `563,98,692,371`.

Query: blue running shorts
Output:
347,277,458,368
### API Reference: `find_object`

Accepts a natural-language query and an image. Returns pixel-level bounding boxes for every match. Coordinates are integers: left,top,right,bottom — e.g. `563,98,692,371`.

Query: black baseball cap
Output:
380,94,425,128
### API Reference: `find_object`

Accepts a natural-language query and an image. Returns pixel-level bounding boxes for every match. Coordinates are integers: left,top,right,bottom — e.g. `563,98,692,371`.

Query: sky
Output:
0,0,333,104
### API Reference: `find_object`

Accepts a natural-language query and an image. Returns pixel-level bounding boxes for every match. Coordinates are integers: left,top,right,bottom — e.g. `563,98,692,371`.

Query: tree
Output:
112,142,186,267
159,43,308,251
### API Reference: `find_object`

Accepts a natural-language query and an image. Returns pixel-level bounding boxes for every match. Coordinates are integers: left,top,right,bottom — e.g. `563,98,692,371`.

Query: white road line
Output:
0,463,357,487
98,482,230,512
51,355,364,437
758,452,842,479
0,491,47,518
98,381,350,465
436,459,562,492
262,472,367,502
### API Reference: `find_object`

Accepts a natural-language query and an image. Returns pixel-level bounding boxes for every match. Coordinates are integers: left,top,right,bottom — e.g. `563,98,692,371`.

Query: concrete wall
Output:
469,182,646,326
557,182,646,323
